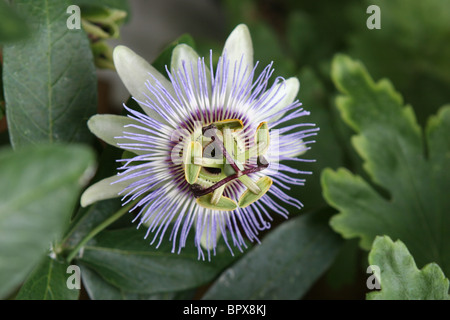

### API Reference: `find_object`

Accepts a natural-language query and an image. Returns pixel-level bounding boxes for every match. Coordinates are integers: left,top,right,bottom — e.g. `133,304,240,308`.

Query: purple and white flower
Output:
80,24,318,260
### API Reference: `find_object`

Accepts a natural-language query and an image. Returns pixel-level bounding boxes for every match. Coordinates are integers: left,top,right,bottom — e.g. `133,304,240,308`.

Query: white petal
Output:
113,45,174,123
171,44,200,74
88,114,150,155
80,175,127,207
171,44,212,105
222,24,253,95
81,169,169,208
258,77,300,123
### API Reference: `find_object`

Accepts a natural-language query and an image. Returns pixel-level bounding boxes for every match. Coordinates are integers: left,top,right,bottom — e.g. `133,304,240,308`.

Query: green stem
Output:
65,202,134,262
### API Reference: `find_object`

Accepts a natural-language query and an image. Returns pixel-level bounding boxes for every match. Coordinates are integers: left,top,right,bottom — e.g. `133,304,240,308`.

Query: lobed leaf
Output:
322,55,450,275
367,236,449,300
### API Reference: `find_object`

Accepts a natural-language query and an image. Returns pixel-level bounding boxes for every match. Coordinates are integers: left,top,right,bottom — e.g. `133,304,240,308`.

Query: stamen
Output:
211,185,226,205
184,141,202,184
196,193,237,211
238,175,261,194
238,176,273,208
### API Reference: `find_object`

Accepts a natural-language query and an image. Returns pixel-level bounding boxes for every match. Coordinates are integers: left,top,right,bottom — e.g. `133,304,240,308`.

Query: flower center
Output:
181,119,273,211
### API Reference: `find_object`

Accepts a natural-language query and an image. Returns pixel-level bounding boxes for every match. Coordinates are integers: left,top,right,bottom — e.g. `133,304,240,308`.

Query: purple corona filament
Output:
112,50,318,261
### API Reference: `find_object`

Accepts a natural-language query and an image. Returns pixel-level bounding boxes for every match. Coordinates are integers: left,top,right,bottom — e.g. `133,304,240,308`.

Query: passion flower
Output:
81,24,318,260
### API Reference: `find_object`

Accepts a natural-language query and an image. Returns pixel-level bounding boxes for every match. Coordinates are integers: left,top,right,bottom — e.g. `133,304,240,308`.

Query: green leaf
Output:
16,256,80,300
0,0,30,43
322,55,450,275
3,0,97,148
367,236,449,300
77,227,240,294
0,144,95,299
80,264,194,300
202,209,342,300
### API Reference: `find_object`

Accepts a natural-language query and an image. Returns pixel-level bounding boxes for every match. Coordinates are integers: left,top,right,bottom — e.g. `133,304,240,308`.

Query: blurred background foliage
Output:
0,0,449,300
